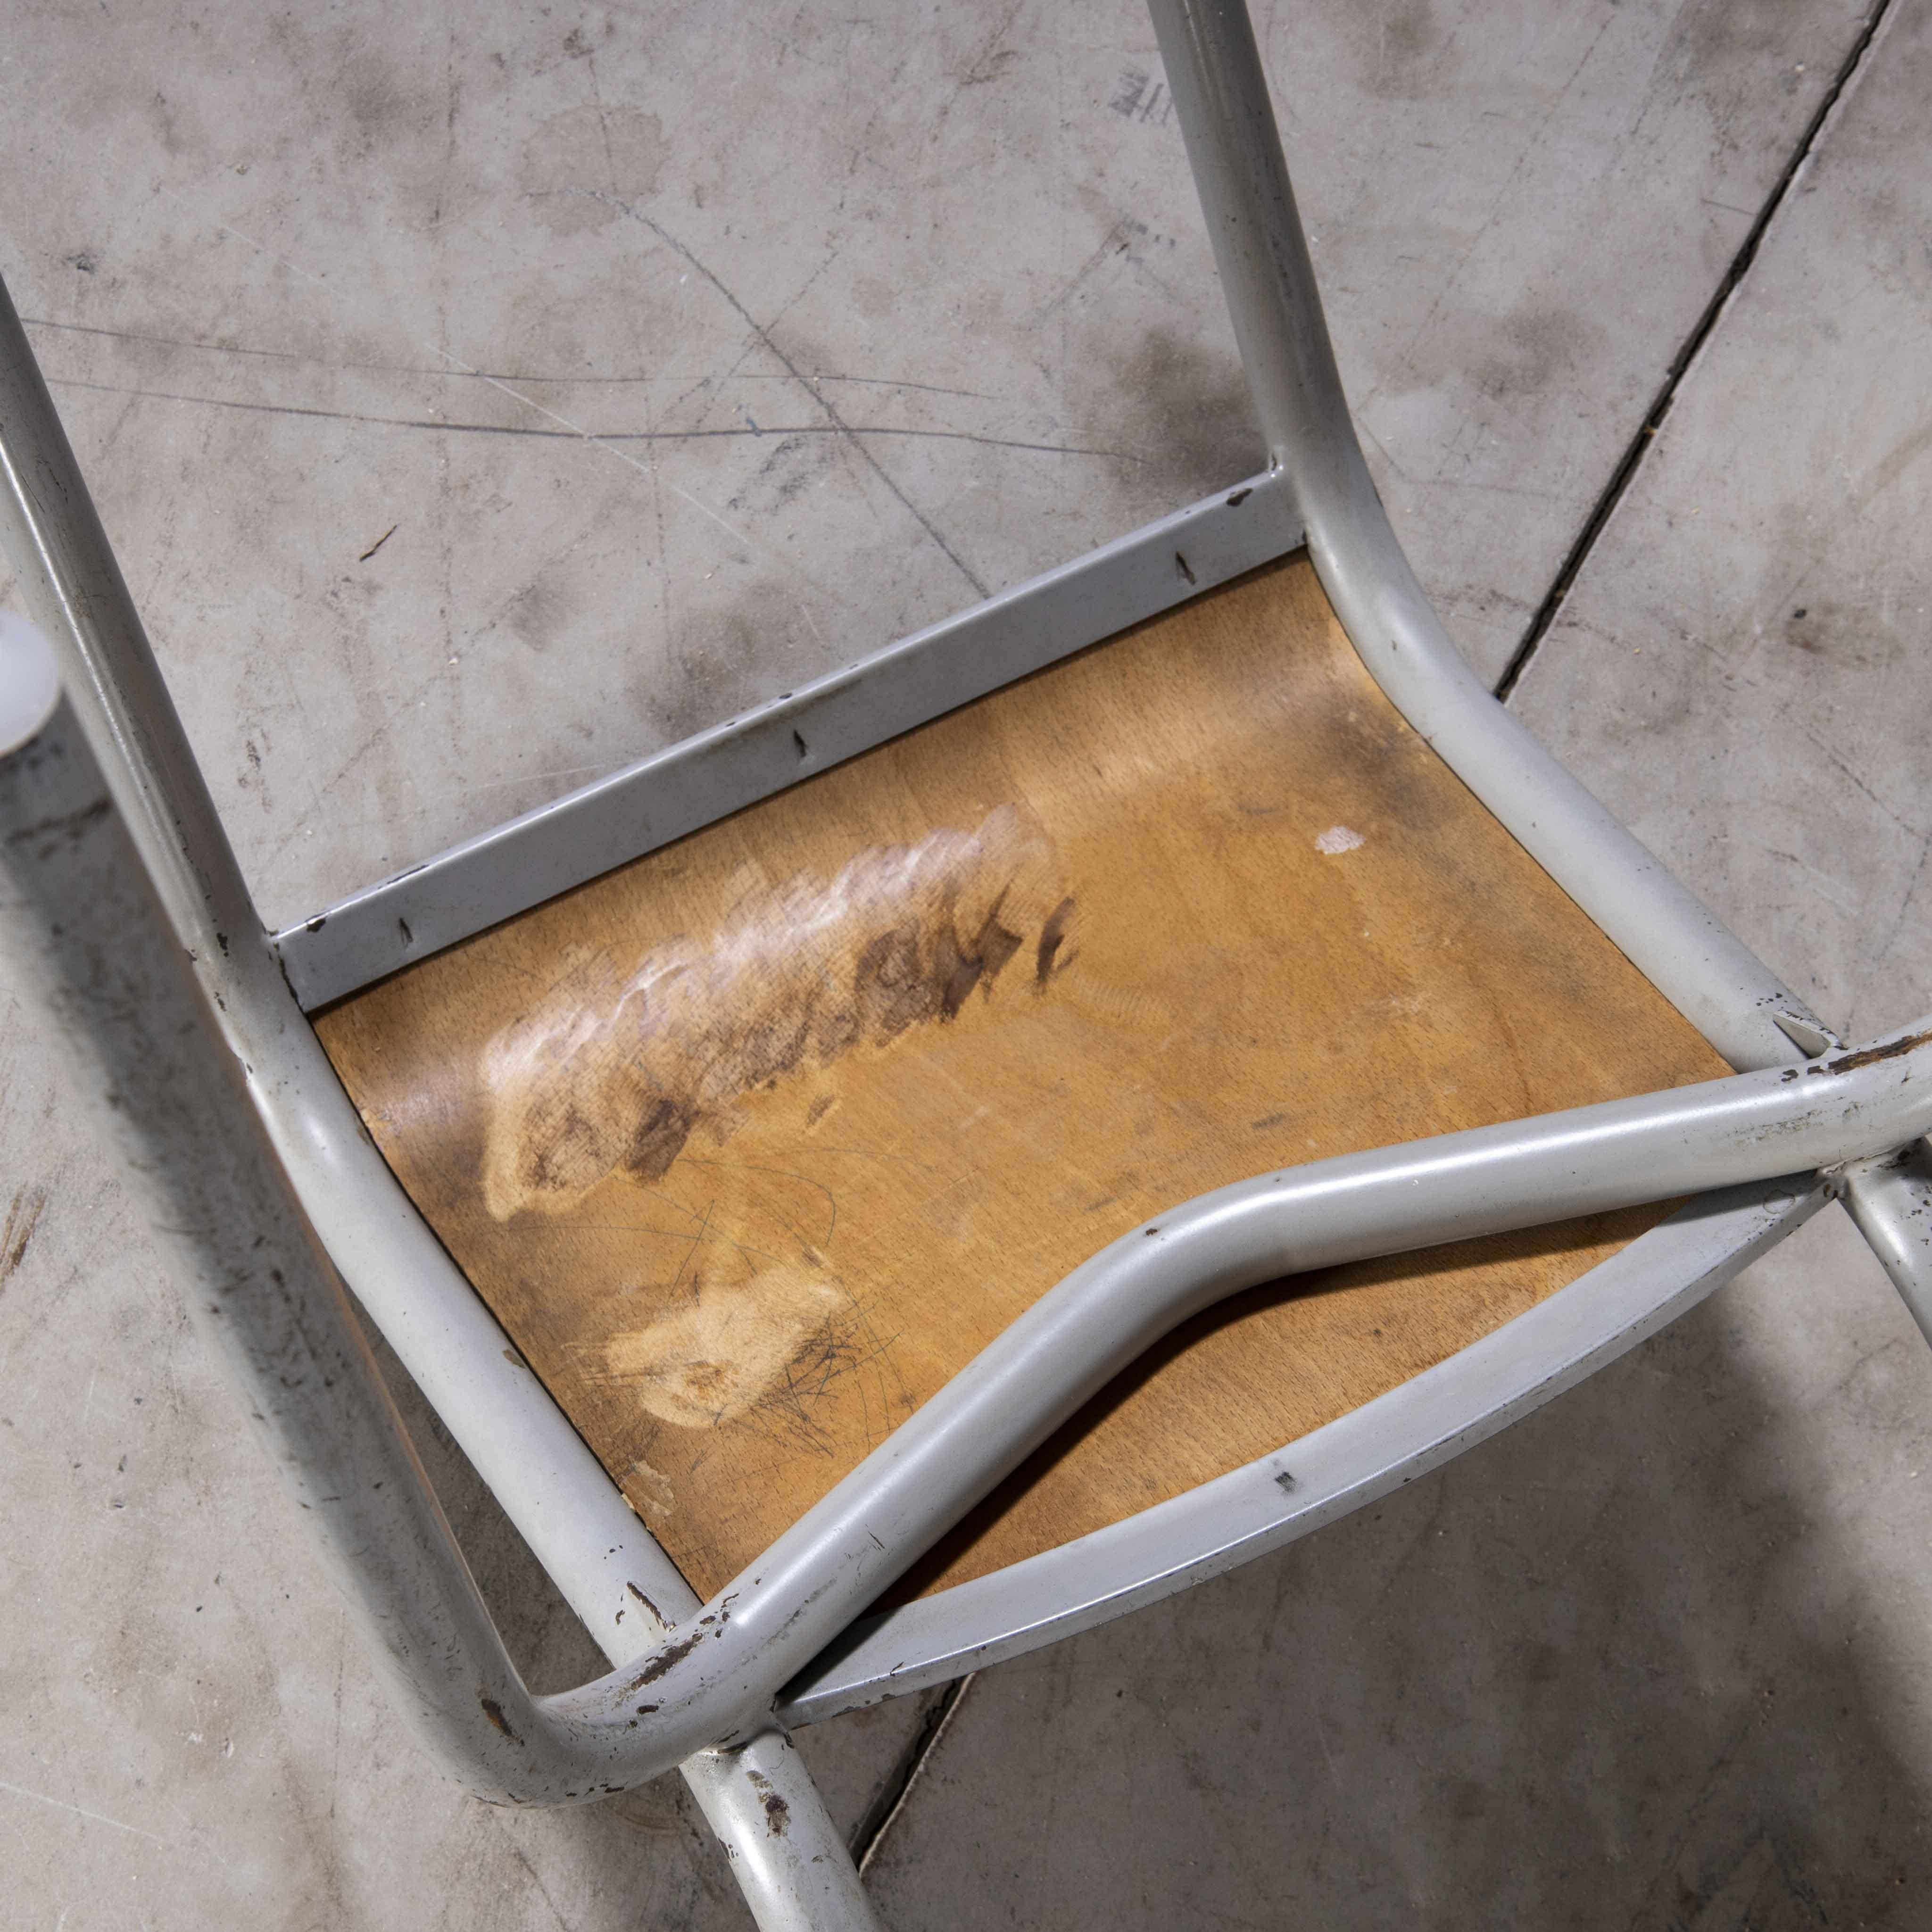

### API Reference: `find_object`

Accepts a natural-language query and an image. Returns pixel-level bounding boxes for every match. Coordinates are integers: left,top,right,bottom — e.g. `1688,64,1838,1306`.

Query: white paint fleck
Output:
1315,824,1365,855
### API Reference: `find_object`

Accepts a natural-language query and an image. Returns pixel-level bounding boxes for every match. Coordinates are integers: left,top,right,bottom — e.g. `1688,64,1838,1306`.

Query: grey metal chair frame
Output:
4,4,1929,1925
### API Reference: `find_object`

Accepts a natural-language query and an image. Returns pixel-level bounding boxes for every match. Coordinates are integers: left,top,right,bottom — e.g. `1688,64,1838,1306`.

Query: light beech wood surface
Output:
317,557,1725,1600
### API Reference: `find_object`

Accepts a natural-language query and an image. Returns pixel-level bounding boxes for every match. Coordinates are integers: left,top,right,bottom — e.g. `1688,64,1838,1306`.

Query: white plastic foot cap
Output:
0,612,60,755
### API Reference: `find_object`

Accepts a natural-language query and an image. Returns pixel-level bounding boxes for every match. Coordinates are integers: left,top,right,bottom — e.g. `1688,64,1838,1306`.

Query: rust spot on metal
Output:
1227,486,1252,506
625,1630,703,1691
480,804,1075,1217
746,1769,791,1836
1824,1029,1932,1076
625,1580,664,1625
480,1696,521,1742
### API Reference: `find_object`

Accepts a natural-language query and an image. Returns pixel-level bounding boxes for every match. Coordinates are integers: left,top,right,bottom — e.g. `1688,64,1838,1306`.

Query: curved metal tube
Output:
1144,0,1932,1375
9,329,1932,1797
492,1016,1932,1791
778,1173,1828,1724
0,692,579,1798
12,622,1930,1801
3,644,881,1929
1144,0,1830,1078
0,279,684,1645
0,282,881,1924
1841,1145,1932,1345
9,3,1928,1824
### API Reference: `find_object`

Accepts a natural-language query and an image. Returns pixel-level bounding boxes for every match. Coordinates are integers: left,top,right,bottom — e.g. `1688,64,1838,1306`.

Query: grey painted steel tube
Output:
109,1013,1907,1799
0,272,689,1642
0,666,877,1932
8,3,1924,1863
1147,0,1932,1354
13,226,1932,1799
1841,1147,1932,1346
1144,0,1831,1078
14,601,1932,1803
778,1174,1828,1724
0,282,878,1928
0,695,578,1799
501,1023,1932,1789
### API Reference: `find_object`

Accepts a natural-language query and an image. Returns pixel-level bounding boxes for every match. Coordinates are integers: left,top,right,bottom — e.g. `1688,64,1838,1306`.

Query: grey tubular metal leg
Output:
13,427,1932,1805
0,687,560,1798
1146,0,1932,1338
1841,1148,1932,1346
1144,0,1825,1077
0,671,877,1932
15,14,1932,1798
0,307,877,1928
777,1171,1828,1721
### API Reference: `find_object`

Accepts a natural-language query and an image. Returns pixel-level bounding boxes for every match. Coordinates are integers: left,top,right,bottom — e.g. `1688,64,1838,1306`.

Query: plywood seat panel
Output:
315,556,1727,1600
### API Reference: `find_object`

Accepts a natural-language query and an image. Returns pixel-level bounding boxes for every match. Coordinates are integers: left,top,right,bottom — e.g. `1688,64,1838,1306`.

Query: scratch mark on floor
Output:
0,1187,47,1286
20,314,1006,402
591,193,992,597
149,188,816,601
42,376,1129,461
492,1825,580,1932
1870,832,1932,967
0,1777,167,1845
1799,721,1929,845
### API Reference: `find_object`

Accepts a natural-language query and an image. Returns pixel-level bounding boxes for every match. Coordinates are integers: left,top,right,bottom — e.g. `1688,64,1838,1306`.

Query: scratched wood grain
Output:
315,557,1727,1600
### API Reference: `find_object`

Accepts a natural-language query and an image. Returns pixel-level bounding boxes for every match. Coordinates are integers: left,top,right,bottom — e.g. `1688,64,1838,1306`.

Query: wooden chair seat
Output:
316,556,1726,1601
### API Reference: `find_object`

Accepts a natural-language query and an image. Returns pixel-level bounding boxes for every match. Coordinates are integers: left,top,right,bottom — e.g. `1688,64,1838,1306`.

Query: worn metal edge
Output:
274,468,1302,1009
777,1176,1824,1723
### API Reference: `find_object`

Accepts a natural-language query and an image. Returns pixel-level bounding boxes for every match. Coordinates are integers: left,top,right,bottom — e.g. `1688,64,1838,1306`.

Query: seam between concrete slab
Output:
850,1673,978,1874
1492,0,1900,705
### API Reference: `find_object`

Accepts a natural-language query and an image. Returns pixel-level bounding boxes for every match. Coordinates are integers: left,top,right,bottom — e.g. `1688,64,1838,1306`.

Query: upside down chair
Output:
3,3,1929,1925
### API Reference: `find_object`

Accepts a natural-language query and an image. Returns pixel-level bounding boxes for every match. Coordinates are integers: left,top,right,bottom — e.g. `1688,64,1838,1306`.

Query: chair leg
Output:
0,370,879,1932
685,1733,882,1932
1841,1148,1932,1349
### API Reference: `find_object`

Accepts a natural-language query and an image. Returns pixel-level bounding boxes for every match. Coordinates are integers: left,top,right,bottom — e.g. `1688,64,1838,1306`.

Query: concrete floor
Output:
3,0,1930,1924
